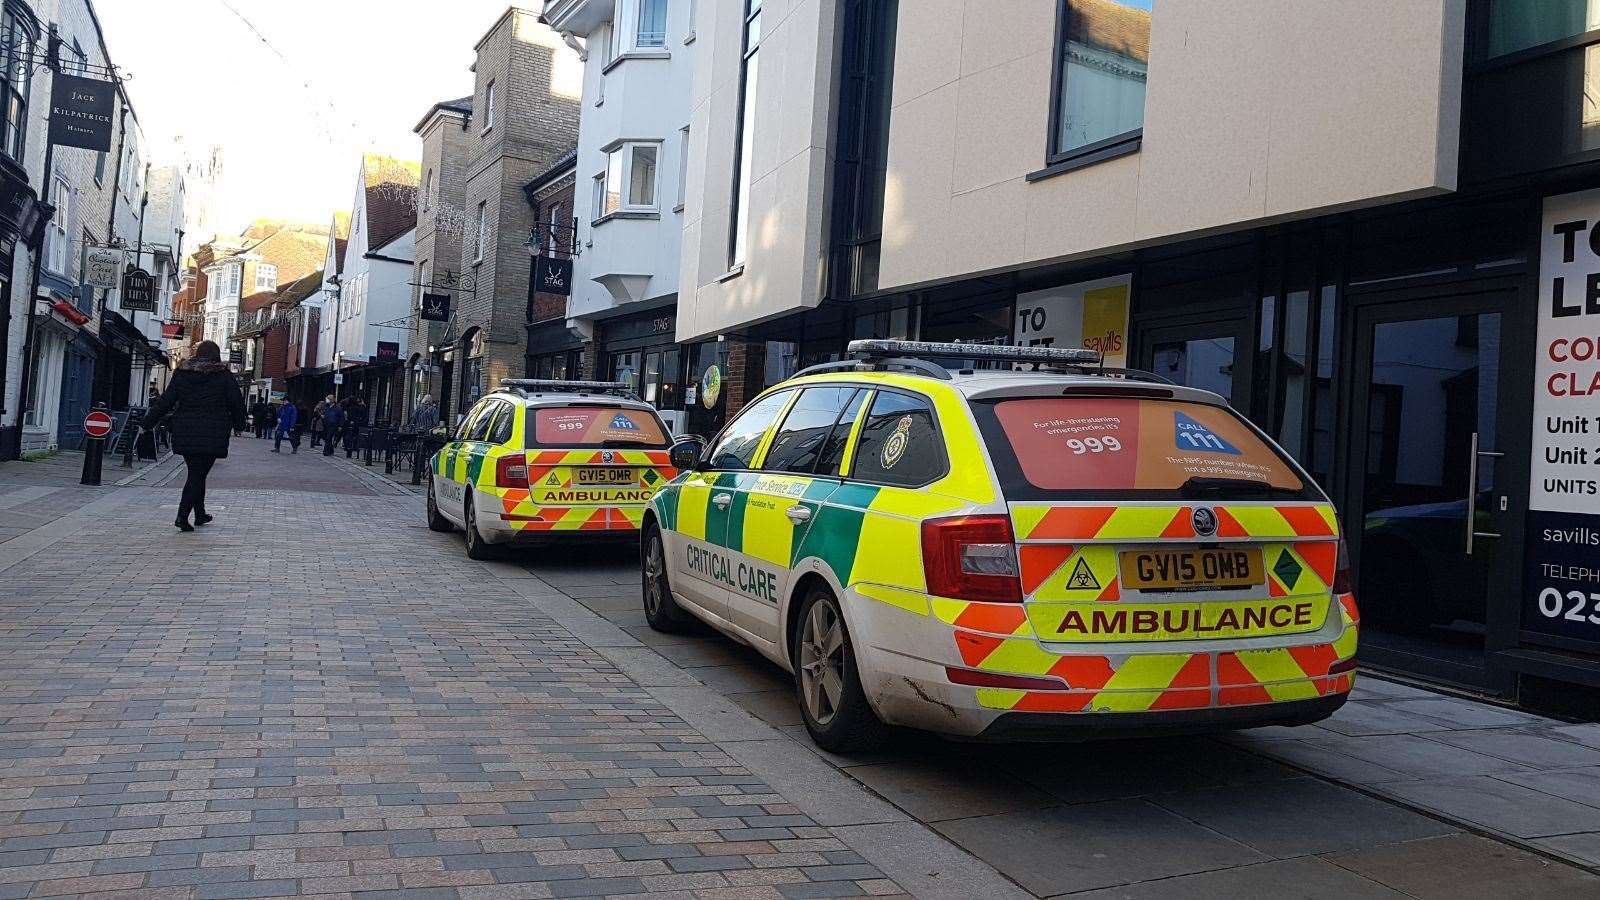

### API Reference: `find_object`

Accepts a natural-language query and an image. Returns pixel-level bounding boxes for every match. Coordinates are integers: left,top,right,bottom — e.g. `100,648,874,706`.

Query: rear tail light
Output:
495,453,528,488
921,515,1022,603
1332,536,1353,595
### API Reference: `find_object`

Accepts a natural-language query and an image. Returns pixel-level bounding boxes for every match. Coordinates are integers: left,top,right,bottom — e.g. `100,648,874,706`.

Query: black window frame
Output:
844,388,949,489
761,385,863,476
1034,0,1149,182
727,0,763,270
705,386,794,473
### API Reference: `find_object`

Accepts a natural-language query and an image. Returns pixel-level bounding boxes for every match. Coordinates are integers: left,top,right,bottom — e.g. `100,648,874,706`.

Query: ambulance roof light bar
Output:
500,379,639,399
848,339,1104,367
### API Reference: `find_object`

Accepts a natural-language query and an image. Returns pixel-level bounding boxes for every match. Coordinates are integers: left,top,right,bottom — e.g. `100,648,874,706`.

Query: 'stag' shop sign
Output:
1524,189,1600,643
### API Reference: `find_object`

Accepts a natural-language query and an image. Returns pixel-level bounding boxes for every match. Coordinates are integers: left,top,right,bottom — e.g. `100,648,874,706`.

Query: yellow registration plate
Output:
1119,548,1263,591
576,467,636,486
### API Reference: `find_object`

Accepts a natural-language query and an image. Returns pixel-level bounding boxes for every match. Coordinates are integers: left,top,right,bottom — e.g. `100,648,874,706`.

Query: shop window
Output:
1485,0,1600,58
764,386,859,474
709,388,791,470
1046,0,1151,169
850,391,945,486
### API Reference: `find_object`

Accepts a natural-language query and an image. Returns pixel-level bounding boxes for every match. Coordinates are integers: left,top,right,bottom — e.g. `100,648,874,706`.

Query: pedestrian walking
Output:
251,398,268,439
320,396,345,457
141,340,246,532
273,399,300,453
343,397,366,458
411,394,439,434
309,399,325,448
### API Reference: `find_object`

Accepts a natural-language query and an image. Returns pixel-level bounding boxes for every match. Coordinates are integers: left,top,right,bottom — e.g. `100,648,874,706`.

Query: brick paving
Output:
0,449,907,899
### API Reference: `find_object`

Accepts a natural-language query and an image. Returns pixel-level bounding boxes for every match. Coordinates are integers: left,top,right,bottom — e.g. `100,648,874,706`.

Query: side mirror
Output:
670,437,706,471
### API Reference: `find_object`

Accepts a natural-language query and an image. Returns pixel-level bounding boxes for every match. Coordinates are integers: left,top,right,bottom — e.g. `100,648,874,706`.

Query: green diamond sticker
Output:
1273,549,1303,589
644,470,660,485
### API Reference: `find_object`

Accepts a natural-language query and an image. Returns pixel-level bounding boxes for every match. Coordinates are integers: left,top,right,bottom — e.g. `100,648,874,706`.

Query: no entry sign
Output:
83,410,113,439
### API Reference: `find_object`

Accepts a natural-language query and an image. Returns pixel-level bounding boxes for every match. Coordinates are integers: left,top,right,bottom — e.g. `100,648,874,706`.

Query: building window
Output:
637,0,667,47
226,264,241,298
475,201,488,262
1487,1,1600,57
595,141,661,220
676,125,689,209
417,258,430,307
0,8,35,162
423,169,433,211
255,263,277,291
730,0,763,267
483,80,496,132
46,175,69,274
1047,0,1151,166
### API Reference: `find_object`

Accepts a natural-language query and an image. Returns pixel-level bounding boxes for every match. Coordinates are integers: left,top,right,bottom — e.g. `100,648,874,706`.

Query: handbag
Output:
135,427,157,461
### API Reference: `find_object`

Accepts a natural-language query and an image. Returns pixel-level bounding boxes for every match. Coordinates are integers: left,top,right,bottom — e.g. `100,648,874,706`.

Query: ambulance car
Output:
641,341,1358,750
427,380,676,559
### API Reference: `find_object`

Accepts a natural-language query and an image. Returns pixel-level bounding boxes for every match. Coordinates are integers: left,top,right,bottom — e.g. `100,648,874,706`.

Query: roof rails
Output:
499,379,639,400
790,340,1176,385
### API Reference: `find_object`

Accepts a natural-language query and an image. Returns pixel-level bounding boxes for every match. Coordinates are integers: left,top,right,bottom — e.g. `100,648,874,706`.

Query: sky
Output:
96,0,523,238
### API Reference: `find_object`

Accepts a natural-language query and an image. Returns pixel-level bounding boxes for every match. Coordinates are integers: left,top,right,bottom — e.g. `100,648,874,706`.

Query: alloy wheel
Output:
644,532,666,617
798,597,846,726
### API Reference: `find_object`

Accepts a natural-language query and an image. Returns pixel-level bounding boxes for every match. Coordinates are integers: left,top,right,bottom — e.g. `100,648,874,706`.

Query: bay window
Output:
1044,0,1151,171
593,141,661,221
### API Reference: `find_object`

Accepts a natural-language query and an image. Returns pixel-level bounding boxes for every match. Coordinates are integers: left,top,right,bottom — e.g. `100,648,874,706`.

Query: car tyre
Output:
463,494,496,561
642,522,694,632
793,586,888,753
425,475,454,532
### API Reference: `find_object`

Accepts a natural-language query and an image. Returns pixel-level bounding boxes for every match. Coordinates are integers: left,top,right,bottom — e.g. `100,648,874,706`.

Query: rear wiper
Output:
1178,476,1285,498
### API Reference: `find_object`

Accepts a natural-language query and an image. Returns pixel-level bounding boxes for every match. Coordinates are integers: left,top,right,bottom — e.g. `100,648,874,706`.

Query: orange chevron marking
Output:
1169,654,1210,690
1031,506,1117,540
1096,578,1121,602
1339,593,1360,624
1290,643,1339,679
1047,655,1115,690
1013,691,1094,713
1160,507,1196,539
1214,507,1248,538
1020,544,1075,595
953,603,1030,635
1280,506,1335,536
1151,688,1211,710
954,631,1003,668
1297,541,1338,585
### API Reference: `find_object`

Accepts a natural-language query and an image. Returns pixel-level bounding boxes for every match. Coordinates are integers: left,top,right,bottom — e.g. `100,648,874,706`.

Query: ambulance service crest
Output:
881,415,914,469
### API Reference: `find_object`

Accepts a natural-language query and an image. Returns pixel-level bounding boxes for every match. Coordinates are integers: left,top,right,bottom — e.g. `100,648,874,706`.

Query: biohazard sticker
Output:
546,472,562,486
1066,557,1101,590
881,415,913,469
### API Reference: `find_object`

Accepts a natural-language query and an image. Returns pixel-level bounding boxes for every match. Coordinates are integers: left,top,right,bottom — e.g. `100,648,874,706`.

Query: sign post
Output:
1525,189,1600,645
80,407,113,486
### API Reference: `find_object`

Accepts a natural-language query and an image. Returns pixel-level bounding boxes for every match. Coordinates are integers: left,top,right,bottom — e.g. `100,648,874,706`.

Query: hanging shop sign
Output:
371,340,400,364
420,292,451,322
48,75,116,152
120,266,155,312
1525,189,1600,644
533,255,573,296
1013,274,1130,368
85,247,123,289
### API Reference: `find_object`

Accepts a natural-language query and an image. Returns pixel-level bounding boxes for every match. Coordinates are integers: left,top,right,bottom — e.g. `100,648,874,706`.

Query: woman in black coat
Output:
142,340,247,531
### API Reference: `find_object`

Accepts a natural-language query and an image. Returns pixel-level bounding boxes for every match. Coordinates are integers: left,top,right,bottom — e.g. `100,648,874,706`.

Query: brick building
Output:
437,6,581,423
523,151,581,381
406,95,473,424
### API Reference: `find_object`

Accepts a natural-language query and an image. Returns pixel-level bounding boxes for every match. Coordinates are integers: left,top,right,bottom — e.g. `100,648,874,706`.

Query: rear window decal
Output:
1173,410,1241,455
881,415,913,469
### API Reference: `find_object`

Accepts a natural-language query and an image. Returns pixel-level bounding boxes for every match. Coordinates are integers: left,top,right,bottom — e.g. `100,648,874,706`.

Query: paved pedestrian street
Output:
4,446,1600,899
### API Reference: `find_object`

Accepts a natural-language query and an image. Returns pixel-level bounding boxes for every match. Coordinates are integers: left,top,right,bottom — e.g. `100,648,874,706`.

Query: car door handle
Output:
712,493,733,510
785,505,812,523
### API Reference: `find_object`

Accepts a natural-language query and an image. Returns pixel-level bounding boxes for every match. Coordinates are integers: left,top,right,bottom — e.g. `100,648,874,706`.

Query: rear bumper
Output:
974,691,1346,742
844,584,1358,740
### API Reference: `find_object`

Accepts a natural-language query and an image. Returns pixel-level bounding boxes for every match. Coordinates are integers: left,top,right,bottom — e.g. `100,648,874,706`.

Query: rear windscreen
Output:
978,397,1313,498
531,406,670,448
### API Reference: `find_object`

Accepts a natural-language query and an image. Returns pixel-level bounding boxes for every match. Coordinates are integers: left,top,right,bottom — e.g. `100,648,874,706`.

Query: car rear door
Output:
434,399,497,516
975,393,1345,707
